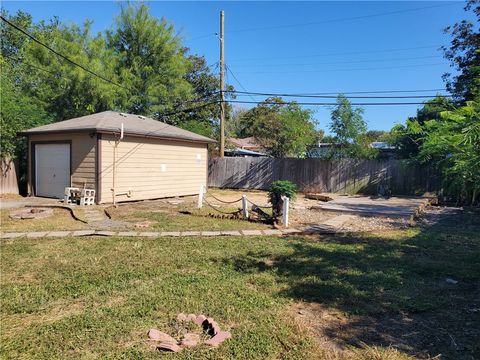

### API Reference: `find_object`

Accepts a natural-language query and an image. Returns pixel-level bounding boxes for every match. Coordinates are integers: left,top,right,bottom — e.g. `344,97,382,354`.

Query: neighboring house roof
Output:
228,137,263,150
19,111,216,144
369,141,396,150
225,148,267,157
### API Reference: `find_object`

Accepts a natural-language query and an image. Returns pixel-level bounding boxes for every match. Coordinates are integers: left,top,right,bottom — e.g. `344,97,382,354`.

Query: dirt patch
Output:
9,207,53,219
290,294,480,359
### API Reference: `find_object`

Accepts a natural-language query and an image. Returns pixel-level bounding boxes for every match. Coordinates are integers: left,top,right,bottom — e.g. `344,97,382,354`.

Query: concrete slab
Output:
72,230,96,236
95,231,117,236
47,231,72,237
26,231,49,238
220,231,242,236
311,196,429,218
180,231,201,236
1,232,26,239
241,230,263,236
200,231,221,236
117,231,138,237
160,232,181,237
281,228,302,234
262,229,283,235
138,232,161,237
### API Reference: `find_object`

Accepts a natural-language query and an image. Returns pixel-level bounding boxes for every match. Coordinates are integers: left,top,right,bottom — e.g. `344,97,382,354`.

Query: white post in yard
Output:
198,185,205,208
282,196,290,227
242,194,249,219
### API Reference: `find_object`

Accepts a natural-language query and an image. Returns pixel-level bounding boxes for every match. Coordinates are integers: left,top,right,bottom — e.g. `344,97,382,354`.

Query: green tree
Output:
1,10,120,121
417,100,480,205
390,96,455,159
107,3,191,117
328,94,376,158
237,97,317,157
442,0,480,102
329,94,367,144
170,54,234,139
0,58,53,158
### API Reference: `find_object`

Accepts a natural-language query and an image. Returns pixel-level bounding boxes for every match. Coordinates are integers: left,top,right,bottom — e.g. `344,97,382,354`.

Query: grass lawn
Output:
106,202,272,231
1,212,479,359
1,208,87,232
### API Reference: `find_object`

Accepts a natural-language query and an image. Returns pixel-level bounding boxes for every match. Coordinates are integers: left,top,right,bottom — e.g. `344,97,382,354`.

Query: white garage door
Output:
35,143,70,198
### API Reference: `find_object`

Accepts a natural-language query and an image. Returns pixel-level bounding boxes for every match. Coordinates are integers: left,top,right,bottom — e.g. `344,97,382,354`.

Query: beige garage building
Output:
20,111,215,203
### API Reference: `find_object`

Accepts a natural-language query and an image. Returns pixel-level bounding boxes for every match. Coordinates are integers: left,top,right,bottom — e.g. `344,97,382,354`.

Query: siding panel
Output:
100,135,207,203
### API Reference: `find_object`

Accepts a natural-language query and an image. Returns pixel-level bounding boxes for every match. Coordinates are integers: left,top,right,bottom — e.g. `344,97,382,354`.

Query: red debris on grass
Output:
148,313,231,351
157,341,182,353
204,331,232,347
148,329,177,343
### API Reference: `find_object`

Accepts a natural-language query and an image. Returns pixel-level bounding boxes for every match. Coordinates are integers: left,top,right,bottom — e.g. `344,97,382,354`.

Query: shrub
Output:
268,180,297,222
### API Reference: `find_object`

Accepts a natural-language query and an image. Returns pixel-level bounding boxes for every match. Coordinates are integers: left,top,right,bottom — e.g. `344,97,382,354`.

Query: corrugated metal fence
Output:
208,157,438,195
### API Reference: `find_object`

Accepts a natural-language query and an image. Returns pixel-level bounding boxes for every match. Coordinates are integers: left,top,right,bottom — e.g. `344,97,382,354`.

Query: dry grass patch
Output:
1,207,87,232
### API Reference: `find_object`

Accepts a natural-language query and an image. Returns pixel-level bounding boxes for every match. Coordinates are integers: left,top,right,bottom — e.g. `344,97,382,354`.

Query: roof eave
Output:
18,128,216,144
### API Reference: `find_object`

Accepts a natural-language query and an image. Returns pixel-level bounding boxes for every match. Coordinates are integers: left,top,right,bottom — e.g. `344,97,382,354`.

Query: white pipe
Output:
112,124,124,205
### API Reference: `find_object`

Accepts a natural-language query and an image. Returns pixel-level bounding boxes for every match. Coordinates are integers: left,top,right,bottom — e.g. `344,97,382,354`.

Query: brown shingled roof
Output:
19,111,216,143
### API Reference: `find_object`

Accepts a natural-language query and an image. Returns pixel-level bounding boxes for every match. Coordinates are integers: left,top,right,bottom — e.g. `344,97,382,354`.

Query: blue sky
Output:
2,1,472,133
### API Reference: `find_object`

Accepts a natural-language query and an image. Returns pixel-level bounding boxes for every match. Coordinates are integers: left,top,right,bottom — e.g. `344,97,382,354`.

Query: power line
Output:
228,100,430,106
286,88,448,95
235,62,446,75
228,45,441,63
0,15,129,91
226,2,460,34
225,64,258,102
186,32,216,41
231,55,443,68
226,90,451,99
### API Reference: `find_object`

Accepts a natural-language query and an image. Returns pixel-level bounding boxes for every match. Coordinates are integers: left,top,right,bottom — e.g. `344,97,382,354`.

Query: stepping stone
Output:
305,215,356,234
160,232,181,237
241,230,263,236
262,229,282,235
220,231,242,236
180,231,201,236
47,231,72,237
1,232,25,239
26,231,49,238
201,231,221,236
73,230,96,236
95,231,116,236
138,232,160,237
281,228,301,234
117,231,138,237
304,224,336,234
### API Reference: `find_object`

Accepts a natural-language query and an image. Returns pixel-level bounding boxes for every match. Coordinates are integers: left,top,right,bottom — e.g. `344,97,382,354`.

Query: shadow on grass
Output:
221,212,480,358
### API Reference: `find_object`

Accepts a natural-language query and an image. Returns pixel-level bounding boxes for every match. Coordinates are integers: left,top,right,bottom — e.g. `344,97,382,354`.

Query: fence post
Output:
198,185,205,208
242,194,249,219
281,196,289,227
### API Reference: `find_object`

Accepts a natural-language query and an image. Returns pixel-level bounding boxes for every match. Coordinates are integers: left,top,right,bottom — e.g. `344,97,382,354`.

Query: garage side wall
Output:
99,135,208,203
28,133,96,195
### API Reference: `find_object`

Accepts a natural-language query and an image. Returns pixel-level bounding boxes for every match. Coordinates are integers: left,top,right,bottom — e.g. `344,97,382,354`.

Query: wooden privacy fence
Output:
1,158,20,195
208,157,439,195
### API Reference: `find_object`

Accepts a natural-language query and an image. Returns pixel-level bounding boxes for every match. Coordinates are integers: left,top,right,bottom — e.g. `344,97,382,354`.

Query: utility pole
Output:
219,10,225,157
